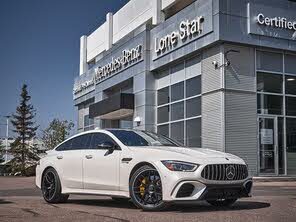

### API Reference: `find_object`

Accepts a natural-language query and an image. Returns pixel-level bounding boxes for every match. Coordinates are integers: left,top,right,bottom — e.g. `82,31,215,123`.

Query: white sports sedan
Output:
36,129,252,211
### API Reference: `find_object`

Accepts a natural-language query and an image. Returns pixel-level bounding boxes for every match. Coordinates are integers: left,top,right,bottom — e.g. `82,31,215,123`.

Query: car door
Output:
83,132,121,191
54,134,90,189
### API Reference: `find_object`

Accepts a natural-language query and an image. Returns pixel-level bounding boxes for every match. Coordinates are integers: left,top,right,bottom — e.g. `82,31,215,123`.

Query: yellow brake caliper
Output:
139,178,146,197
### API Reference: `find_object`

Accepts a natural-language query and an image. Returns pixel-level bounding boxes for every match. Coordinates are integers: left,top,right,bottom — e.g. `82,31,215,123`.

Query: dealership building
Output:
73,0,296,176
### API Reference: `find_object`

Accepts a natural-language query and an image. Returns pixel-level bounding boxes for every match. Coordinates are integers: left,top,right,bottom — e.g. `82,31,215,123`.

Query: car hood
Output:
128,146,245,165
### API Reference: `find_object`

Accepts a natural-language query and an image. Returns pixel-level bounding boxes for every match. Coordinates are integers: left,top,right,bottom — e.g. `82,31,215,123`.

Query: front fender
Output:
35,158,61,190
119,159,162,196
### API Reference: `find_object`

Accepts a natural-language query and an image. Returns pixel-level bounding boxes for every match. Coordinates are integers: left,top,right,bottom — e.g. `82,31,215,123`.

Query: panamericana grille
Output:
201,164,248,181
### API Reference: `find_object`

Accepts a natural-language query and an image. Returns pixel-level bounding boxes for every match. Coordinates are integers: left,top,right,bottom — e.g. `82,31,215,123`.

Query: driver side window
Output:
89,133,117,149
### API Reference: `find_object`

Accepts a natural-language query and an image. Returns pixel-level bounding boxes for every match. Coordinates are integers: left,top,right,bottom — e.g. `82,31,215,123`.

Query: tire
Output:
207,198,237,207
41,168,69,203
129,165,169,211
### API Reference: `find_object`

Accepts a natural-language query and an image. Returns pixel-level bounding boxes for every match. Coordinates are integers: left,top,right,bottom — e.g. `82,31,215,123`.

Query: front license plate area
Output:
201,187,248,200
218,188,239,199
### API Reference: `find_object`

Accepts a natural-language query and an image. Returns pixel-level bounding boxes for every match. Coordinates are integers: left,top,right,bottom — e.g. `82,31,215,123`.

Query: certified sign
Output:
256,13,296,31
248,3,296,40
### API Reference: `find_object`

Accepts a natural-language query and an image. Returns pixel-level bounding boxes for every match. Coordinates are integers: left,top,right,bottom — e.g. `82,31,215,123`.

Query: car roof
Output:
53,129,148,150
71,128,144,138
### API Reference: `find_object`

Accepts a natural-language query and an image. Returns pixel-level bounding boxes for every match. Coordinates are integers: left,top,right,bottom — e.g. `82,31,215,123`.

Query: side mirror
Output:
97,142,116,156
98,142,114,150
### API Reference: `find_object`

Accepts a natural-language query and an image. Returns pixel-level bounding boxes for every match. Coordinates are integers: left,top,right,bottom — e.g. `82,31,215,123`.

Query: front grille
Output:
201,164,248,181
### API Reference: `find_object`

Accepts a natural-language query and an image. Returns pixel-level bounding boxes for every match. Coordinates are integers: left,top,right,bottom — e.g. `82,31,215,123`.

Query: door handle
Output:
85,155,93,159
57,155,63,160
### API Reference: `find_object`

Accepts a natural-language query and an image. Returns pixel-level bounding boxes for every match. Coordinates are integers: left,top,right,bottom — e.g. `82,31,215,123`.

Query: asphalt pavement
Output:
0,177,295,222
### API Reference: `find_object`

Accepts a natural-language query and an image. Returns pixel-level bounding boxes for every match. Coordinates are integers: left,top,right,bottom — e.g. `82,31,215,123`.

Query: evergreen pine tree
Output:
10,84,39,176
0,140,5,163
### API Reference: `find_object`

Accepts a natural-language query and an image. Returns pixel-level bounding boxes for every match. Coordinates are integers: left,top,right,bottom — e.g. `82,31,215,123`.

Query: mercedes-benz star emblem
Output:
226,165,235,180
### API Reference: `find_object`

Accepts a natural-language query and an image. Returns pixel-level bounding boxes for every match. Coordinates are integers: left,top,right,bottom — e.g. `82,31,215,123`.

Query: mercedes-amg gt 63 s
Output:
36,129,252,211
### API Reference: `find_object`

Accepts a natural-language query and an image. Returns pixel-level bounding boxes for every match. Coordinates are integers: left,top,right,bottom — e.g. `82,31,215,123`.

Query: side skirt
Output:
62,188,130,198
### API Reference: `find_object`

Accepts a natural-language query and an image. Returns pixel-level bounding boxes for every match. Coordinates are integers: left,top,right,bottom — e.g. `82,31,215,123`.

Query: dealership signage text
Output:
256,13,296,31
74,45,142,94
154,16,204,55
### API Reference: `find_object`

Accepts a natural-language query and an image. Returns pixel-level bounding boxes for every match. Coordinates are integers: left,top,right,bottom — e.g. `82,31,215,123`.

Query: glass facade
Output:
156,55,202,147
84,115,94,131
77,99,95,132
257,50,296,175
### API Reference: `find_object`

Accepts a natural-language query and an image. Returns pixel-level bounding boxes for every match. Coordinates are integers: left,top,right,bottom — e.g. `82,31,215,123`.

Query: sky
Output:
0,0,128,138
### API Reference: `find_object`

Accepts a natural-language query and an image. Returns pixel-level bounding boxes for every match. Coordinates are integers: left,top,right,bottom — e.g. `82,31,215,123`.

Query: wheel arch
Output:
128,161,158,182
128,161,168,210
41,166,64,191
41,166,57,182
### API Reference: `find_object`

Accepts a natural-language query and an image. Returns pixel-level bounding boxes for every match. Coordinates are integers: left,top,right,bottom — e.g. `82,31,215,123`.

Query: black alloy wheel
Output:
207,198,237,207
129,165,169,211
41,168,69,203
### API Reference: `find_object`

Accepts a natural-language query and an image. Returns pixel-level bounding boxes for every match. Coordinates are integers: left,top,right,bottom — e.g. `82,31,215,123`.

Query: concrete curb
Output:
253,177,296,182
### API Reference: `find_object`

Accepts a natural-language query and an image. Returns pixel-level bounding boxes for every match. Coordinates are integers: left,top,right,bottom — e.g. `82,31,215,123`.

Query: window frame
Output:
156,57,202,147
256,72,283,94
255,49,296,175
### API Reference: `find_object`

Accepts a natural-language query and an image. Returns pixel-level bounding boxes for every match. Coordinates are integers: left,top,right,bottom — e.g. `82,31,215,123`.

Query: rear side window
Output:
89,133,117,149
71,134,92,150
56,140,72,151
56,134,91,151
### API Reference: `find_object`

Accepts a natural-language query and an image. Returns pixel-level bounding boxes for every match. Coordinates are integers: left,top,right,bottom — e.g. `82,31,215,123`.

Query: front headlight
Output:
161,160,199,172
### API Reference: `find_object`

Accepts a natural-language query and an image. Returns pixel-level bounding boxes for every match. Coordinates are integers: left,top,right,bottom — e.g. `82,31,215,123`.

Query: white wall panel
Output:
185,55,201,80
202,92,224,151
171,62,185,85
225,91,258,176
202,46,222,93
113,0,154,44
87,22,106,62
86,0,167,62
161,0,177,9
80,36,88,75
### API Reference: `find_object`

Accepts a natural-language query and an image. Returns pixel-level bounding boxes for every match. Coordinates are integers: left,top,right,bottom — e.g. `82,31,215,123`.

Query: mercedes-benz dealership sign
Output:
94,45,142,82
74,45,142,95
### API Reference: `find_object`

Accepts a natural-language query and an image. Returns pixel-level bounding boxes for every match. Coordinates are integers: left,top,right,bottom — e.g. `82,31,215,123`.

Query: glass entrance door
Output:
258,116,279,175
287,118,296,175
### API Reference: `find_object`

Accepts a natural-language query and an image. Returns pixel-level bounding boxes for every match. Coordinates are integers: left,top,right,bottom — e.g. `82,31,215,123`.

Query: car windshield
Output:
108,130,181,147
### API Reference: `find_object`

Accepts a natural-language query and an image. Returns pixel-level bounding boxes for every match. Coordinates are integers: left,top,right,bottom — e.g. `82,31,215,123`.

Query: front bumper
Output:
167,178,252,202
35,165,42,189
166,178,252,201
154,161,252,201
198,180,252,201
